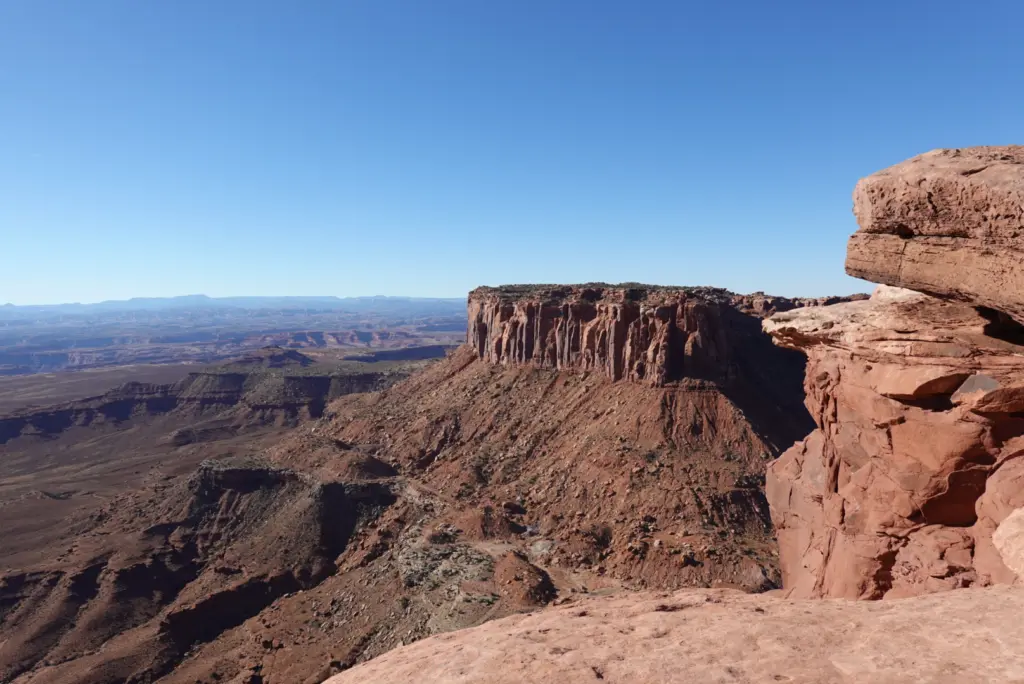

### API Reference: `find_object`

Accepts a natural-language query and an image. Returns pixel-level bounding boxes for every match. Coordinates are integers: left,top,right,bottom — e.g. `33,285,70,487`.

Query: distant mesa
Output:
226,346,315,368
341,345,452,362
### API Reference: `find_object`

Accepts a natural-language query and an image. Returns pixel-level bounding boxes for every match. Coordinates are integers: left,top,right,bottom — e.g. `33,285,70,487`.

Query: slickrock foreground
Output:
847,146,1024,324
764,286,1024,598
326,586,1024,684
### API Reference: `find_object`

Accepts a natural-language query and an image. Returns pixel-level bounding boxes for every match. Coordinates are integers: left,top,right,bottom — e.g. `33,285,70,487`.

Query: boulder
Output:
993,508,1024,581
847,146,1024,323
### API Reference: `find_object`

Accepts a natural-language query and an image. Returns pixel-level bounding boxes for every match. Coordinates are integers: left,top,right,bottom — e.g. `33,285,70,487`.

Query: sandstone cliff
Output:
468,284,858,387
765,147,1024,599
765,287,1024,598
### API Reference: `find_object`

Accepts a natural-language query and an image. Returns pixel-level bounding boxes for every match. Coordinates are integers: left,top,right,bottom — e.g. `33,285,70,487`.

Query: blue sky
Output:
1,0,1021,304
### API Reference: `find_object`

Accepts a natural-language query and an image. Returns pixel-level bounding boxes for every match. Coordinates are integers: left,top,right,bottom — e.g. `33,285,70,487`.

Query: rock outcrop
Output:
765,287,1024,598
766,146,1024,599
468,284,860,387
325,586,1024,684
847,146,1024,324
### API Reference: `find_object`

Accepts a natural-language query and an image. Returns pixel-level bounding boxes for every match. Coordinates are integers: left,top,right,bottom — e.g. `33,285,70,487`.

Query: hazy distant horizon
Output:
1,292,469,309
3,1,1017,306
5,275,882,307
3,280,878,309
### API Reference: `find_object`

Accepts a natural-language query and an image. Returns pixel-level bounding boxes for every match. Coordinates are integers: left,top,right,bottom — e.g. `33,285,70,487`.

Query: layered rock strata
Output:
765,287,1024,598
847,146,1024,324
468,285,859,387
766,146,1024,599
0,366,408,444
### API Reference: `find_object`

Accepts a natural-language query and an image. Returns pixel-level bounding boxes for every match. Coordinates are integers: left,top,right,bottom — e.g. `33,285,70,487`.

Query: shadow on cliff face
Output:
978,306,1024,345
466,286,815,456
713,307,815,456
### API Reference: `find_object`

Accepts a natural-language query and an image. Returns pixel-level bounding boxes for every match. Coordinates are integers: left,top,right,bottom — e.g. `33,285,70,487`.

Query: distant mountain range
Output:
0,295,466,317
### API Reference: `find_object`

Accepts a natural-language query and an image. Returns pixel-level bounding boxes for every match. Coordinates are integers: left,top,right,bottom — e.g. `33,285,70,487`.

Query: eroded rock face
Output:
847,146,1024,323
765,147,1024,599
764,286,1024,598
468,284,860,387
326,586,1024,684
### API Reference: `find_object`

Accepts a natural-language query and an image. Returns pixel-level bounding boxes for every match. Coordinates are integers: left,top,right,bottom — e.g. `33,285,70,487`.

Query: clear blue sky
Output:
1,1,1021,304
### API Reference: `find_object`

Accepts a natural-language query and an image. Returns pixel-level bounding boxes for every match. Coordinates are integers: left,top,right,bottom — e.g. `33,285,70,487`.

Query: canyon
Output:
0,348,431,573
0,295,464,375
3,147,1023,682
0,286,833,683
323,146,1024,682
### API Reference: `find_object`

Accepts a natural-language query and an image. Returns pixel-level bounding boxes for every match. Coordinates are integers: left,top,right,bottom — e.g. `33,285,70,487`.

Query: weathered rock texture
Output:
468,284,861,387
847,146,1024,323
994,508,1024,581
326,586,1024,684
765,147,1024,599
765,287,1024,599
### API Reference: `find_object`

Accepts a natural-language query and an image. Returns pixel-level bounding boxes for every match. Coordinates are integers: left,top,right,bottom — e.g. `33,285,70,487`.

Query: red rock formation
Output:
765,146,1024,599
847,146,1024,323
765,287,1024,598
468,285,860,387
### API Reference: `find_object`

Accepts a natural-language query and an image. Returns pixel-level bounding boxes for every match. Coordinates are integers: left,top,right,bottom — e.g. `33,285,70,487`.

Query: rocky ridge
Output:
0,349,413,445
1,458,397,684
